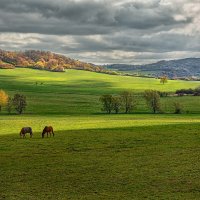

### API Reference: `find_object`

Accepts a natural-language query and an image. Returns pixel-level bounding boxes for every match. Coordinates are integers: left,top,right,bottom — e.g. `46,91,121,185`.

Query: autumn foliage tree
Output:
35,58,46,69
0,90,8,112
47,59,58,70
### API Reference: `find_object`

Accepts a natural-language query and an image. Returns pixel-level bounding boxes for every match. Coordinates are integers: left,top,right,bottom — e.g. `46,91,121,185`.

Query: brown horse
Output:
42,126,54,138
20,127,33,138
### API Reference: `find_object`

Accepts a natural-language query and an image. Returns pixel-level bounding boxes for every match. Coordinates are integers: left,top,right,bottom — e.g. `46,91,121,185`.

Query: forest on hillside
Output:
0,49,116,74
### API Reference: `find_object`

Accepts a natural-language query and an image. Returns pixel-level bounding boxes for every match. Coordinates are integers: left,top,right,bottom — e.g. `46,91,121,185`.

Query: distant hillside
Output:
0,49,115,74
105,58,200,79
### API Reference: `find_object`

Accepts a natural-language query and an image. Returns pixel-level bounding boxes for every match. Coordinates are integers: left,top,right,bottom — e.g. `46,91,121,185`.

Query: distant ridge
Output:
0,49,113,74
105,58,200,78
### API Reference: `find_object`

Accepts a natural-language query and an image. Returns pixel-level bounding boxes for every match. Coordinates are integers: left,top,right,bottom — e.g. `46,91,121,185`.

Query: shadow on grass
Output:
1,122,200,200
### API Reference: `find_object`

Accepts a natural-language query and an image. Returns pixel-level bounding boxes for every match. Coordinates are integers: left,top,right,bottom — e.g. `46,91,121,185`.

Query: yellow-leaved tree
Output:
0,90,8,112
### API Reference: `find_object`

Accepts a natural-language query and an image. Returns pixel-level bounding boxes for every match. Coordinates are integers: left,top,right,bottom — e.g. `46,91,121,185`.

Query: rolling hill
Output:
105,58,200,79
1,68,200,199
0,49,115,74
0,68,200,115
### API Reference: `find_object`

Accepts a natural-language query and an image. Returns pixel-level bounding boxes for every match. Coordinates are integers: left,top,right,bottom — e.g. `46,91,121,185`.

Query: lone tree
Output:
112,96,121,114
0,90,8,112
120,91,136,114
144,90,161,114
13,94,27,114
160,76,168,84
99,94,113,114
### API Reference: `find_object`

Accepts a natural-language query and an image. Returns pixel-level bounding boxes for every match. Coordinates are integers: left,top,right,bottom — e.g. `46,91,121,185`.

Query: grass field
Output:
0,68,200,199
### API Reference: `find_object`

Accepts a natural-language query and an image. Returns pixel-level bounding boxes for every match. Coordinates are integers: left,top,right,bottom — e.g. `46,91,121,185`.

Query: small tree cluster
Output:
99,91,136,114
100,89,189,114
0,91,27,115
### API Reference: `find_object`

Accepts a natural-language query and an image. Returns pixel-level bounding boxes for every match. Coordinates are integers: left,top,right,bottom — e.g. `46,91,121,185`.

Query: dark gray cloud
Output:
0,0,199,64
0,0,193,35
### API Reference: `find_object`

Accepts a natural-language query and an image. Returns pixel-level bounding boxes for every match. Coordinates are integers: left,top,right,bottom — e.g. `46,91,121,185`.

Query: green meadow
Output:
1,68,200,199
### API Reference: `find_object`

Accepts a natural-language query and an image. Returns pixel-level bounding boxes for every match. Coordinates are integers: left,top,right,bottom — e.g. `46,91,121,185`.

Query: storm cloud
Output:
0,0,199,64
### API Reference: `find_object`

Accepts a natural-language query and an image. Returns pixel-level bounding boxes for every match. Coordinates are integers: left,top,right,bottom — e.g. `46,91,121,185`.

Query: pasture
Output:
0,68,200,199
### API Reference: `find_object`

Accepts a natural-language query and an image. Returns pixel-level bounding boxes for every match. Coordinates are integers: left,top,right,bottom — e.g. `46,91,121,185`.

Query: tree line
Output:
100,90,183,114
0,90,27,114
175,86,200,96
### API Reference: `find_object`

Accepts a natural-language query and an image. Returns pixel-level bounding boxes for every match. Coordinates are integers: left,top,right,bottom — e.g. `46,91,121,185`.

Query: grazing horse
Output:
42,126,54,138
20,127,33,138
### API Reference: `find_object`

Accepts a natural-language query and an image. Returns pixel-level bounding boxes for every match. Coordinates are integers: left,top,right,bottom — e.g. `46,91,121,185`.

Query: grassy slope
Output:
0,68,200,199
0,68,200,114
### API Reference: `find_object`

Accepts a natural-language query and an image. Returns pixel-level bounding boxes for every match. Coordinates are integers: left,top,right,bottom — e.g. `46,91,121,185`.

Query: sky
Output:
0,0,199,64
